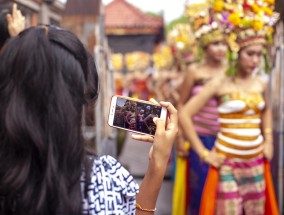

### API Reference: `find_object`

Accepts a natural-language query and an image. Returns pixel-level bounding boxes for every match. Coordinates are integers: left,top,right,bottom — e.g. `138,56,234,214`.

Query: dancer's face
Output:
238,44,263,75
206,40,228,62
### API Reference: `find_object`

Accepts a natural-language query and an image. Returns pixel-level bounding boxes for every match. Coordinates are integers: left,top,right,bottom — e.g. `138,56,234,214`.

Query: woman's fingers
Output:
206,152,226,168
17,10,23,19
149,98,159,105
160,101,177,122
6,3,25,37
12,4,17,18
215,154,226,167
6,14,12,25
149,99,178,127
153,118,166,136
131,134,154,143
177,151,189,158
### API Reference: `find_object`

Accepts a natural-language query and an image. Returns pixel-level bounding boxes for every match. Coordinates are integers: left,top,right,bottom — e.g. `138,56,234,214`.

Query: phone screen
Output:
112,97,162,135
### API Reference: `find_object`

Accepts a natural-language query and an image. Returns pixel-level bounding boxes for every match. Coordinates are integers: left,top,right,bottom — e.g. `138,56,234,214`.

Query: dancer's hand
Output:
263,141,273,161
132,99,178,166
203,150,225,168
7,4,25,37
176,136,189,158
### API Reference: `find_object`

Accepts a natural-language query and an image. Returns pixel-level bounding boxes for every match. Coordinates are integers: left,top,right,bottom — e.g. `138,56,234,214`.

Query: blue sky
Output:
60,0,186,23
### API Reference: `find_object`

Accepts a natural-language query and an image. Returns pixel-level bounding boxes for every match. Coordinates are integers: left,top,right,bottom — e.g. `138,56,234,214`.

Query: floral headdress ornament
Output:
214,0,279,51
167,23,197,69
153,45,174,70
212,0,279,74
125,51,151,71
185,0,230,49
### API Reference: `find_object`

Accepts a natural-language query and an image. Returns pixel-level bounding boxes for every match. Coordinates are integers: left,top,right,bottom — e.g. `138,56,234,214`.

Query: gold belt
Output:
217,138,262,150
220,132,259,141
220,123,260,129
215,148,263,159
219,113,260,119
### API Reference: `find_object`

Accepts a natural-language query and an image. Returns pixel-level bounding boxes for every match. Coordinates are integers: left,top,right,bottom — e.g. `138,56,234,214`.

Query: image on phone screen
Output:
113,97,162,135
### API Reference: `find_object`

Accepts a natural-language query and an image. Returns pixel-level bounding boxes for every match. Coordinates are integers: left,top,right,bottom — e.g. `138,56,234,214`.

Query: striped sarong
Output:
216,156,265,215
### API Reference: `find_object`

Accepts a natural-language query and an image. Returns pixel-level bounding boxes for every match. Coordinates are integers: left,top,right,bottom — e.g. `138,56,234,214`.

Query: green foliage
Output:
166,16,189,33
196,46,204,63
263,49,271,74
226,51,238,76
145,11,163,18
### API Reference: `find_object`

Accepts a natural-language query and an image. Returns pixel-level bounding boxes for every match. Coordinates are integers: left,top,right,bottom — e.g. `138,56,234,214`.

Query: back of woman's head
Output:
0,25,99,215
0,3,12,49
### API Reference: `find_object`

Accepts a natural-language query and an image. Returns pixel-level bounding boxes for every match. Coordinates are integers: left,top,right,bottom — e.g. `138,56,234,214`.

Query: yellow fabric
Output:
172,141,190,215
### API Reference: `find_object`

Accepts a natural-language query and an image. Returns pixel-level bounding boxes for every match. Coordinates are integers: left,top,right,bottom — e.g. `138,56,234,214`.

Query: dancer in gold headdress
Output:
179,0,279,214
174,1,229,214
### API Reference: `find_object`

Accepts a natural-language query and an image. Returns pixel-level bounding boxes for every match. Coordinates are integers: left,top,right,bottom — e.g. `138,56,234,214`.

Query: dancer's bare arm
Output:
179,78,225,167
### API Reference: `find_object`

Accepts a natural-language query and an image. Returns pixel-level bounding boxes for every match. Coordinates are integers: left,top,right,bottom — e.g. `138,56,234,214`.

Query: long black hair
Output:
0,25,99,214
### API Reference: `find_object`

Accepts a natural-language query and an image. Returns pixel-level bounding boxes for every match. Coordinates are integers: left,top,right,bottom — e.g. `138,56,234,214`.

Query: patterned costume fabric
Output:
213,92,266,214
81,155,139,215
216,156,265,215
188,82,219,215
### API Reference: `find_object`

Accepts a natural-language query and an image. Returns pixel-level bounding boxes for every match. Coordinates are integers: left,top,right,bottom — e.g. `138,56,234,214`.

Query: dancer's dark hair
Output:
0,25,99,215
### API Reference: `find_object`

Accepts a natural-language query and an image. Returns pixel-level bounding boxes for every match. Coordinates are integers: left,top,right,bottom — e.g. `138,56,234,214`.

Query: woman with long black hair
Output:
0,25,178,215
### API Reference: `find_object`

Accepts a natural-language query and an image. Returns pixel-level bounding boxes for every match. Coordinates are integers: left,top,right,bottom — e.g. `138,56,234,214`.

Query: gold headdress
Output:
111,53,124,71
215,0,280,75
214,0,280,52
125,51,151,71
167,23,197,68
153,44,174,70
185,0,228,48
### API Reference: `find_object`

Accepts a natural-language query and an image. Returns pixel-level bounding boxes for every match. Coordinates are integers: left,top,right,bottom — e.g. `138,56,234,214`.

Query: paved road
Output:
119,134,173,215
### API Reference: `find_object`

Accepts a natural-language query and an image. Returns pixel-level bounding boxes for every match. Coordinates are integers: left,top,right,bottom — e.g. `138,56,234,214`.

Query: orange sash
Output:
264,161,279,215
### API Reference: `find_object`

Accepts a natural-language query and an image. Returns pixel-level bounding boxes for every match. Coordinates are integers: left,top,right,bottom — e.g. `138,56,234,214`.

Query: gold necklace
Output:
232,76,254,93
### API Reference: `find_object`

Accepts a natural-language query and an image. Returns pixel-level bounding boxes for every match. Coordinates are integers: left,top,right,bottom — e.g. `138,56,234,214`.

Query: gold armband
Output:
200,149,210,161
264,128,272,134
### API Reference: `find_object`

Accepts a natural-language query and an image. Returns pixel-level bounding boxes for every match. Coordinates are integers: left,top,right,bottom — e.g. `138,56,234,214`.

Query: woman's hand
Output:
203,150,226,168
7,4,25,37
263,141,273,161
132,99,178,167
134,99,178,214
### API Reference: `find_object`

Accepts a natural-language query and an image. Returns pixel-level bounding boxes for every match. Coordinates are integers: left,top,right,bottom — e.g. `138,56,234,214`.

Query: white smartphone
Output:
108,95,168,136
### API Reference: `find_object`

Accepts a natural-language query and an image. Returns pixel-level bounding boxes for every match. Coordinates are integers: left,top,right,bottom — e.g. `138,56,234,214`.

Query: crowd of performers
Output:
113,0,281,214
175,0,280,214
114,60,184,106
113,98,161,135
